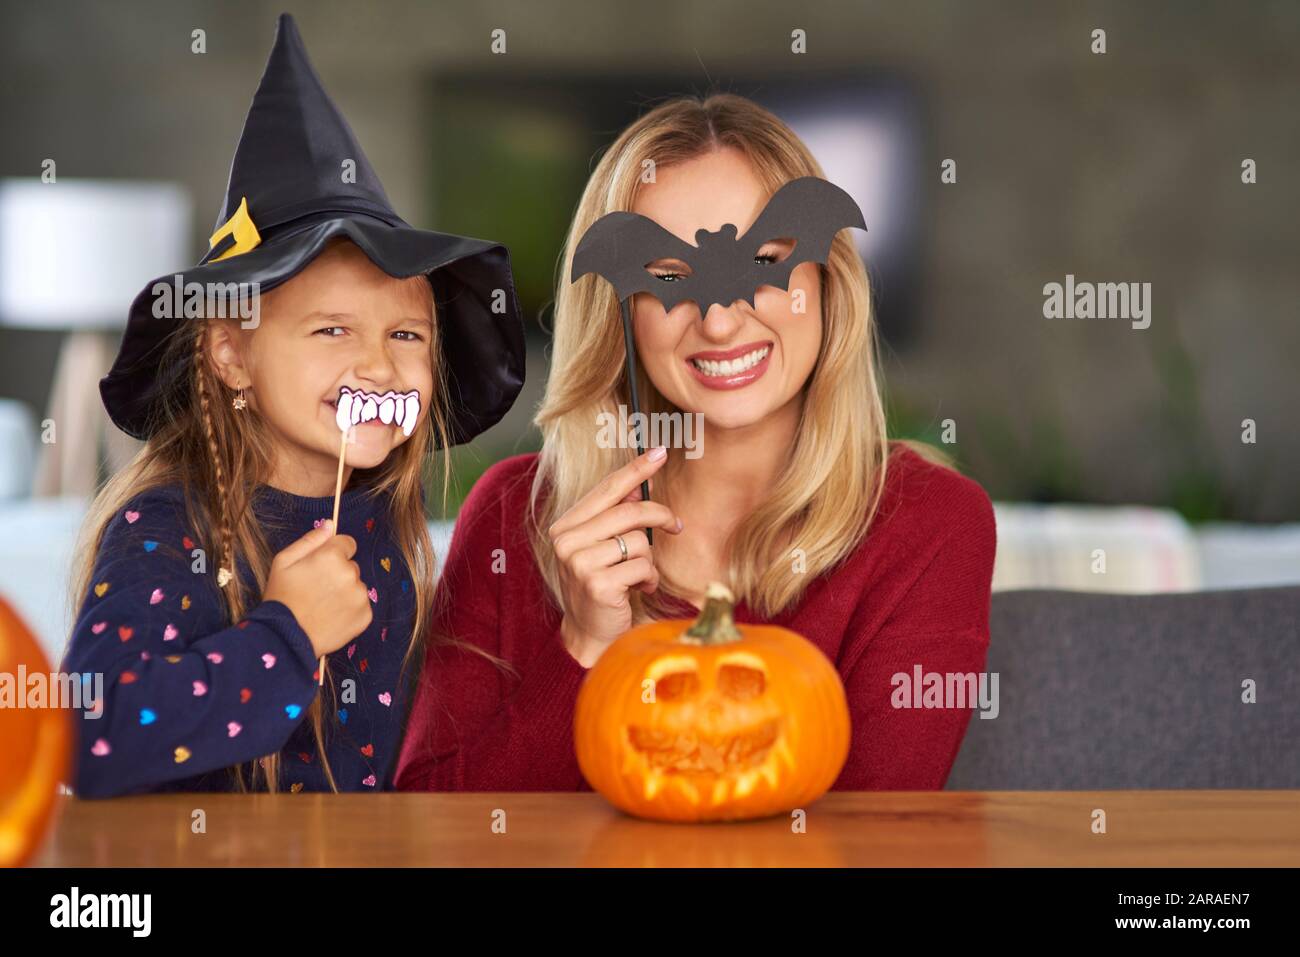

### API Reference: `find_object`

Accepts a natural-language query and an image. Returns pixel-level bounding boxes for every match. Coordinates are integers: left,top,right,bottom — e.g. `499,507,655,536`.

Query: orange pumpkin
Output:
0,596,70,866
574,582,850,823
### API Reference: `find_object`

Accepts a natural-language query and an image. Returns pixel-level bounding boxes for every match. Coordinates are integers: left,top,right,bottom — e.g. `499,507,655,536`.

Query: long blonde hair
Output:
530,93,894,620
70,239,452,791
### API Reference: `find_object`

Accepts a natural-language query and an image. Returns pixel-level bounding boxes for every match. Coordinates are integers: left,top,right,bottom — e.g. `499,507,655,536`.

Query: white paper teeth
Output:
335,390,354,432
334,387,422,437
404,394,418,433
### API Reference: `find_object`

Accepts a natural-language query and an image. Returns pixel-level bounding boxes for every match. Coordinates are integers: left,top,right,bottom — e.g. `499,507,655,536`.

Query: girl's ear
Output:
206,322,250,390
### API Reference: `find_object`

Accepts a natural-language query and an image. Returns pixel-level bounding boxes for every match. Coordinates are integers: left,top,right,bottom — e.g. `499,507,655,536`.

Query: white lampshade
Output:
0,178,191,330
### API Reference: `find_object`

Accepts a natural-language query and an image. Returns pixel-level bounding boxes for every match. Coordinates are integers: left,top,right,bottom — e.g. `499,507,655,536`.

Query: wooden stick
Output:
320,427,349,686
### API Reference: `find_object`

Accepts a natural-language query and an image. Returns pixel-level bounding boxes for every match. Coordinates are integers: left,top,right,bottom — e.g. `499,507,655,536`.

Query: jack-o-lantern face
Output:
575,584,850,823
625,652,788,802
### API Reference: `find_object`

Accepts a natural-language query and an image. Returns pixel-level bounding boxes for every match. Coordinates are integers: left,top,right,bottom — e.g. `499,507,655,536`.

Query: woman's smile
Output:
684,339,773,390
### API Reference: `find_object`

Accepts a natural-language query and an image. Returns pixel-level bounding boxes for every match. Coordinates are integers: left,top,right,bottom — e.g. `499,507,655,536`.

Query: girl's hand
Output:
263,521,372,658
548,447,683,667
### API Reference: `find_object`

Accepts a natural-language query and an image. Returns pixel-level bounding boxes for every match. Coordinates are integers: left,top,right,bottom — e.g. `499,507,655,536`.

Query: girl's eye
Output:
652,270,687,283
313,327,424,341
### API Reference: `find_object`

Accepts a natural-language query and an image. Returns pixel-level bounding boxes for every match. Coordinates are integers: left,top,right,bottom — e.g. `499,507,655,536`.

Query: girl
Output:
394,93,995,792
63,14,524,797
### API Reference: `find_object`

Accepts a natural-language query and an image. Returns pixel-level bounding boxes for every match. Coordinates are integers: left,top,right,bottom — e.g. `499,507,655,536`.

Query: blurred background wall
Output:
1,0,1296,523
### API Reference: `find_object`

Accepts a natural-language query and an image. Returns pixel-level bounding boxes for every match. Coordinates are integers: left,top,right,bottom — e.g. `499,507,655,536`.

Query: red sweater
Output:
393,444,996,792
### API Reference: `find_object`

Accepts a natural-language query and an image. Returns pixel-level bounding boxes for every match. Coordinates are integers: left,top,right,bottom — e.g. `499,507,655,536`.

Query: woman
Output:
394,93,995,792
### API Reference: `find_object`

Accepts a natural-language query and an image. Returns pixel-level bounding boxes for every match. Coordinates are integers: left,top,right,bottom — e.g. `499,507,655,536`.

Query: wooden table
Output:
31,790,1300,867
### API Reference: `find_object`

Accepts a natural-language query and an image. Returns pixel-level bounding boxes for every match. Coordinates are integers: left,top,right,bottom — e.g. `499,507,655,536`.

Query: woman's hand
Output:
263,520,373,658
549,446,683,667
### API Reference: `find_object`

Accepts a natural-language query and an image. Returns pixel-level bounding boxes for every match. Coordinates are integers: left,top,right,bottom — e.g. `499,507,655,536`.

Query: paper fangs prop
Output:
568,176,867,541
334,386,421,438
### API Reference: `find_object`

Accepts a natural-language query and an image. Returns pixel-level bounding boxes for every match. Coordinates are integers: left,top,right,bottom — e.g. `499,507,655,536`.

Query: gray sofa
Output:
947,586,1300,789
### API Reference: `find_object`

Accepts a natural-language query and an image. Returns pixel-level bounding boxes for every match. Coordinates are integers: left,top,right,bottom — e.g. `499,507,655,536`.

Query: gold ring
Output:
614,534,628,563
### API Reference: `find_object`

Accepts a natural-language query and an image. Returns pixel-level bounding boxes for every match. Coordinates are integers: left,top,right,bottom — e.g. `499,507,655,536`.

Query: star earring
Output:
232,388,248,411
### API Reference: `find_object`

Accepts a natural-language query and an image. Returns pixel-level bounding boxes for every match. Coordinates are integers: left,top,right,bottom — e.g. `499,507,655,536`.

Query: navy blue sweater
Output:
63,483,418,797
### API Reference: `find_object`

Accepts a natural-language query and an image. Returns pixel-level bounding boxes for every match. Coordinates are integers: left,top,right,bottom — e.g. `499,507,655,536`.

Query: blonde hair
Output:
530,93,896,620
70,239,452,792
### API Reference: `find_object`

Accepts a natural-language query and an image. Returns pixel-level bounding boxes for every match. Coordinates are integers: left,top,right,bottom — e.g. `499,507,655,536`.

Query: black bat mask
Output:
570,176,866,313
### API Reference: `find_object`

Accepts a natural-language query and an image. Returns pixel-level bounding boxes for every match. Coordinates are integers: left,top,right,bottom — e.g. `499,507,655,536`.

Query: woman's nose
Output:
698,301,744,341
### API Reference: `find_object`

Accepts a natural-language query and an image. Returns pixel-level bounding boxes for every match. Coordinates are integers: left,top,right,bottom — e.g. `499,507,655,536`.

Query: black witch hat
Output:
101,13,525,446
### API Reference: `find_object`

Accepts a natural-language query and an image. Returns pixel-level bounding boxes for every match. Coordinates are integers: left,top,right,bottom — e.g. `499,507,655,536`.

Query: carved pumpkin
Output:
575,582,850,823
0,596,70,866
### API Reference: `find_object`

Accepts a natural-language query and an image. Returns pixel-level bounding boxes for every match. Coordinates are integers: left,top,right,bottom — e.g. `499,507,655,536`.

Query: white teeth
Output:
691,346,770,377
335,390,353,432
402,394,419,437
334,386,420,434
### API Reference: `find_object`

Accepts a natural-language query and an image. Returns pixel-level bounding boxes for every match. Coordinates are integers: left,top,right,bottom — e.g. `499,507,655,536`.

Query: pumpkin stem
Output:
682,582,743,645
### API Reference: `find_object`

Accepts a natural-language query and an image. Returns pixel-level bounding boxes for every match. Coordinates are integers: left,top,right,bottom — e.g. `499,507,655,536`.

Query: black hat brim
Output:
100,213,525,446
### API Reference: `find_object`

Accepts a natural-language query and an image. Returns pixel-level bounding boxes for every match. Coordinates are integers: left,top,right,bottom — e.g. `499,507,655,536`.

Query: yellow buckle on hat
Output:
207,196,262,262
